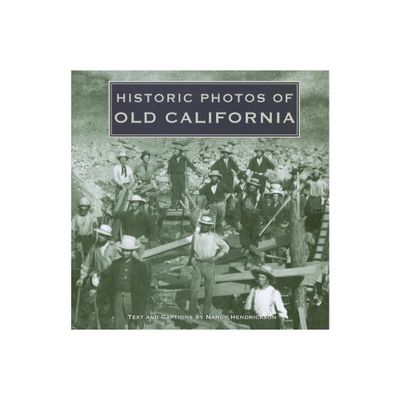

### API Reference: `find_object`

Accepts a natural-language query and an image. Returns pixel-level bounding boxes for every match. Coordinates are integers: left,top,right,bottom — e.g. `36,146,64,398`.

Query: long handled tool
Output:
258,196,291,237
93,295,101,329
73,286,81,327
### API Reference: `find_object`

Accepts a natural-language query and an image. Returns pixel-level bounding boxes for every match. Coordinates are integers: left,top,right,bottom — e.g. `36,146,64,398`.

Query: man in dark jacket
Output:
98,235,151,329
199,170,231,234
112,194,157,247
247,145,275,194
235,177,267,262
210,146,239,191
167,145,201,209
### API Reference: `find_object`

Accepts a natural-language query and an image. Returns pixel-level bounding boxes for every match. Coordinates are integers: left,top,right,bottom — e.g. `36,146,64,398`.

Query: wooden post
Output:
289,184,309,328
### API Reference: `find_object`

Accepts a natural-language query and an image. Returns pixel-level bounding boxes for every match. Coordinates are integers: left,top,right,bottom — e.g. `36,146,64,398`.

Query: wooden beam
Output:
157,264,319,289
143,236,192,259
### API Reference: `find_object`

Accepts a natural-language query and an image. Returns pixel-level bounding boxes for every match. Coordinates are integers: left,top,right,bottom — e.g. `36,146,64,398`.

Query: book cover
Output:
71,71,329,330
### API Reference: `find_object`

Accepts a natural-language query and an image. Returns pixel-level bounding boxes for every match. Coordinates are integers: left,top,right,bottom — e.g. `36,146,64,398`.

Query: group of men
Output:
71,142,328,329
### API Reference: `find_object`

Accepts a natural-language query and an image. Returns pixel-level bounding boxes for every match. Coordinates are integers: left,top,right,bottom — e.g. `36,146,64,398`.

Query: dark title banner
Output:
109,82,299,137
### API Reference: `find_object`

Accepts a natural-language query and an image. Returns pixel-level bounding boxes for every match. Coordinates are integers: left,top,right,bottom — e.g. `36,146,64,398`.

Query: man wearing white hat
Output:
265,184,289,235
112,194,157,247
76,224,118,287
98,235,151,329
188,215,230,317
113,149,134,199
244,265,287,329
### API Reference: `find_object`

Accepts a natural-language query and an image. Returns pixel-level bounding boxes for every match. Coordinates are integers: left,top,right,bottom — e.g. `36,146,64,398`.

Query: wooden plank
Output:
258,235,290,251
216,265,317,282
143,236,192,259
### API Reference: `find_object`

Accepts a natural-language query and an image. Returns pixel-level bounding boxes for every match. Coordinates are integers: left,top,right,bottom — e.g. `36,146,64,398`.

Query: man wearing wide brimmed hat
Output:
75,224,119,328
247,144,275,194
244,265,287,329
98,235,151,329
72,197,98,267
133,150,163,186
199,170,232,234
113,149,134,200
76,224,118,287
188,215,230,317
167,143,201,209
235,177,267,263
112,194,157,247
265,184,289,235
210,145,239,191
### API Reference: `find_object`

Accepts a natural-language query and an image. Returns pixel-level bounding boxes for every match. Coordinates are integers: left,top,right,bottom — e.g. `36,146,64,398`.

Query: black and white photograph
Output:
71,71,329,330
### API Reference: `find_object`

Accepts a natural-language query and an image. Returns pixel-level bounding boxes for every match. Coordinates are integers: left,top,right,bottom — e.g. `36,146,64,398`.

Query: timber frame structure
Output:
110,186,329,329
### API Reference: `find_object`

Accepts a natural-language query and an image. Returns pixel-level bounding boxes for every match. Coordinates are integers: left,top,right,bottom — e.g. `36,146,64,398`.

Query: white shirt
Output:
99,241,110,256
210,184,218,194
256,157,263,166
308,179,328,197
245,285,288,318
113,164,133,186
193,231,229,260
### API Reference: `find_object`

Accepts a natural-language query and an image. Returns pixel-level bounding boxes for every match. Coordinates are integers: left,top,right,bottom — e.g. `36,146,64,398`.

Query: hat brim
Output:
199,221,214,225
209,173,222,178
248,182,261,187
94,228,112,237
251,269,274,279
117,155,129,160
129,198,147,203
120,245,140,251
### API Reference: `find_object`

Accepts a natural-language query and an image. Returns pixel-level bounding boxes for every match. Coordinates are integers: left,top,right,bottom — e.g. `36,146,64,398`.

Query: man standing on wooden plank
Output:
235,177,267,263
188,215,230,318
113,149,134,200
244,265,287,329
167,144,201,209
198,170,232,234
210,146,239,192
247,144,275,194
111,194,157,255
98,235,152,329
